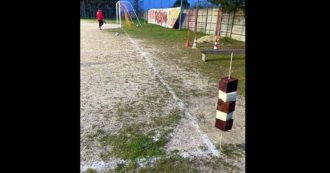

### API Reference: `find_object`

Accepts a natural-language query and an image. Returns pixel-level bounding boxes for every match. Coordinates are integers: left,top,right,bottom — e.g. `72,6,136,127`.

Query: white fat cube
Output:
216,110,233,121
218,90,237,102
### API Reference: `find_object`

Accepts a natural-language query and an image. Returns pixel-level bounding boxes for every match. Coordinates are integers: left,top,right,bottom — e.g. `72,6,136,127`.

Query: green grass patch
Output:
115,161,138,173
114,154,241,173
221,143,245,159
142,94,170,115
196,53,245,96
217,159,241,172
137,155,198,173
115,102,134,117
98,108,181,161
151,109,181,128
83,168,97,173
109,151,242,173
86,128,106,140
99,124,167,160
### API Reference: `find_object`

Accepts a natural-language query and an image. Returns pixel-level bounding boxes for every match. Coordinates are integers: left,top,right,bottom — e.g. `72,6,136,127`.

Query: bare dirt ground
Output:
80,21,245,173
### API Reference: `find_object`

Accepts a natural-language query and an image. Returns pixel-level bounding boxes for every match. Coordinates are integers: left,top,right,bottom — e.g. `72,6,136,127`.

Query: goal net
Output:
116,1,142,28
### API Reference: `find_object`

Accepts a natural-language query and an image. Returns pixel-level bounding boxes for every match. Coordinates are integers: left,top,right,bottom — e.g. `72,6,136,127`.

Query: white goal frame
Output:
116,1,142,27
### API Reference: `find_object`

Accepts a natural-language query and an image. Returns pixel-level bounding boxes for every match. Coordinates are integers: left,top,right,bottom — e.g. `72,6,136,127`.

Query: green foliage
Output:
208,0,245,13
81,0,118,18
172,0,190,8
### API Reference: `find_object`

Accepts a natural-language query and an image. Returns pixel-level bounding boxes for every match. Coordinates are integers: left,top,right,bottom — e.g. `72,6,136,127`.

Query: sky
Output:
126,0,217,10
143,0,195,9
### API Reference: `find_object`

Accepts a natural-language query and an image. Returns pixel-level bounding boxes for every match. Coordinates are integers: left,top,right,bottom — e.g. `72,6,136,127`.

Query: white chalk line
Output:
81,159,126,172
123,31,219,157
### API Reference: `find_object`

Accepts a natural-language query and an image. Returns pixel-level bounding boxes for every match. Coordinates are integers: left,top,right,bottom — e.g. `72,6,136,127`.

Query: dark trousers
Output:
98,20,104,28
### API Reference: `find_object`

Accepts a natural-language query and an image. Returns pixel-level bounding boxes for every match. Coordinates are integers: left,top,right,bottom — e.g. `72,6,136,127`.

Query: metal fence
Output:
143,8,245,42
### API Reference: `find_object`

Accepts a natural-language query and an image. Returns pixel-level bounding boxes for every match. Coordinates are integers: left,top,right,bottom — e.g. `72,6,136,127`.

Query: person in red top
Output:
96,9,104,30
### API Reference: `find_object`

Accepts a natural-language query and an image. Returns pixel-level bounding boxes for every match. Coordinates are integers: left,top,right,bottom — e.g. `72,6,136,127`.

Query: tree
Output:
172,0,190,8
80,0,118,18
192,0,218,9
207,0,244,13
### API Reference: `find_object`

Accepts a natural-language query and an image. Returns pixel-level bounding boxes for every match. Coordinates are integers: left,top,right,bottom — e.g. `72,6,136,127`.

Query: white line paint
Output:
80,159,126,172
124,31,220,157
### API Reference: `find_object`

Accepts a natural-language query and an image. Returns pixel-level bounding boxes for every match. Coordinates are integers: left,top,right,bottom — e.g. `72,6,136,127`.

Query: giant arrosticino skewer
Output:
215,52,238,149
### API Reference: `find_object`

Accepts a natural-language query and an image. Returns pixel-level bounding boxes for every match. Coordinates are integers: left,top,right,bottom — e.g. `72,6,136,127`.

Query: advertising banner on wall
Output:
148,7,181,28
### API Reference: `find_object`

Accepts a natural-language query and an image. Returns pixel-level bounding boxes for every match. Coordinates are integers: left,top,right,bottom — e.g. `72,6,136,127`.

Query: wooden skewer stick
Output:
229,52,233,79
219,131,223,150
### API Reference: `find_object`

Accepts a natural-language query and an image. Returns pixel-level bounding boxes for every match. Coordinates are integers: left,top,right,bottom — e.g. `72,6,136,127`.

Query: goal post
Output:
115,1,142,28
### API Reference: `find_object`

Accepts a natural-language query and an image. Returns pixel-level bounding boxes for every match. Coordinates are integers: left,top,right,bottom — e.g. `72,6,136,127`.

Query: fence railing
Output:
143,8,245,42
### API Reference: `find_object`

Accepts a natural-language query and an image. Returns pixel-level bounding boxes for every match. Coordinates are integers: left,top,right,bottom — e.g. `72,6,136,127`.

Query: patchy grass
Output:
99,125,166,161
142,94,170,115
114,163,126,173
157,74,208,104
86,128,106,140
151,109,181,128
197,156,241,173
196,53,245,95
158,75,187,99
98,123,167,160
112,86,171,122
114,161,138,173
98,107,182,161
137,155,198,173
115,102,134,118
216,158,241,173
94,84,180,161
111,154,241,173
99,151,111,162
221,143,245,159
83,168,97,173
